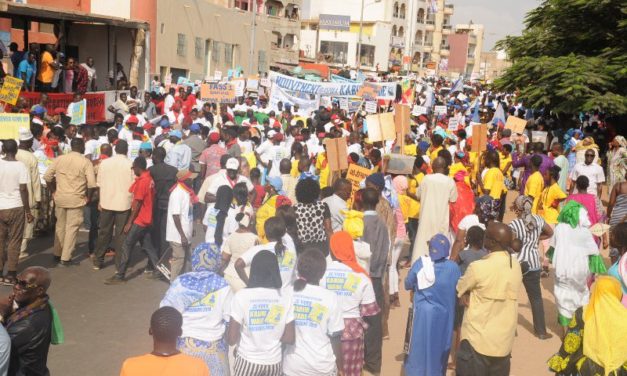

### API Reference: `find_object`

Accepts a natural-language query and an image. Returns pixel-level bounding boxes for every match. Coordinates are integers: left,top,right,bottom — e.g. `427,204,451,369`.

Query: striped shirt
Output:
509,215,545,271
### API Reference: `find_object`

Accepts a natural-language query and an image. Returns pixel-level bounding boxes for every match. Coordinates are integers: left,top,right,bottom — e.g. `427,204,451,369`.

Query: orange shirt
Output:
120,353,209,376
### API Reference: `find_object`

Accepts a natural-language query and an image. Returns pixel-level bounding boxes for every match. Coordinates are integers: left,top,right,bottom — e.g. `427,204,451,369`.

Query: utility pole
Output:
356,0,365,70
248,0,257,74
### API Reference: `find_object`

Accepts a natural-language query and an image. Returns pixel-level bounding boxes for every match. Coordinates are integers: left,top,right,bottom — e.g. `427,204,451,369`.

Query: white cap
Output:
267,130,277,139
18,128,33,141
225,157,240,170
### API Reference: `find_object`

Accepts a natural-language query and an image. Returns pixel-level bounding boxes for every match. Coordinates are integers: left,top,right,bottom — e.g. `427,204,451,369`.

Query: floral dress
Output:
548,307,627,375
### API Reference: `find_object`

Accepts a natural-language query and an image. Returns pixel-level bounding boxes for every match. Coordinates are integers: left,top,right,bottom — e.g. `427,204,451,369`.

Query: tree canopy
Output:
494,0,627,114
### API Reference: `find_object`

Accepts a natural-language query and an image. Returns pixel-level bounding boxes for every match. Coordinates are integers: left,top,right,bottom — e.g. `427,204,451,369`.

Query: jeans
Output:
456,340,510,376
364,277,383,373
86,202,99,252
94,209,130,263
522,269,547,335
115,224,160,278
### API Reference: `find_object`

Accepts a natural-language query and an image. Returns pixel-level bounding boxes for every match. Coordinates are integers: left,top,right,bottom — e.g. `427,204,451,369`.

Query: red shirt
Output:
129,171,155,226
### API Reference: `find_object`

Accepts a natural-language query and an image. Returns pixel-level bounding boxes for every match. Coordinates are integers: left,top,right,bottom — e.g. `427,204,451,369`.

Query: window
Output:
225,44,234,66
258,50,267,73
212,41,221,63
195,37,203,59
177,33,186,57
320,41,349,65
393,2,399,18
357,44,376,67
400,4,406,19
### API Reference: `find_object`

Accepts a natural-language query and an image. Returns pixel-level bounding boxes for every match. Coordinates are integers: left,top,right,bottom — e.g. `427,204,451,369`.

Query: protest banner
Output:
471,123,488,153
269,71,396,99
19,92,106,124
448,118,459,131
394,104,411,134
434,105,447,115
339,98,349,111
365,101,377,113
324,137,349,172
505,116,527,134
366,112,396,142
346,163,372,198
269,86,320,116
69,99,87,125
0,76,23,105
200,83,237,103
0,113,29,139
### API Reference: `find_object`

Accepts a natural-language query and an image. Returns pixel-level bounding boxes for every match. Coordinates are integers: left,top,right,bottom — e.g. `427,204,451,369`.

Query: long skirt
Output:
177,336,230,376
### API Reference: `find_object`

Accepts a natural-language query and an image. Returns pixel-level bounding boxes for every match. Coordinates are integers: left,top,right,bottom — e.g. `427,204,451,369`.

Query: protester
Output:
119,307,209,375
569,148,605,197
220,212,259,292
293,178,332,254
15,129,41,260
404,234,461,375
166,170,197,281
322,178,351,232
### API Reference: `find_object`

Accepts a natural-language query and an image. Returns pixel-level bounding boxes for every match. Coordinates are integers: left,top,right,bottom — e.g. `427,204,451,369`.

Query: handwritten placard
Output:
434,105,447,115
200,83,236,103
448,117,459,131
0,113,29,139
365,101,377,113
366,112,396,142
0,76,23,105
339,98,349,111
412,105,427,116
346,163,372,198
505,116,527,134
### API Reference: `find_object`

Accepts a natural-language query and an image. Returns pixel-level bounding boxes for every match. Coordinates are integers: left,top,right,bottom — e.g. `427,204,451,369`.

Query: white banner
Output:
270,86,320,117
269,71,396,99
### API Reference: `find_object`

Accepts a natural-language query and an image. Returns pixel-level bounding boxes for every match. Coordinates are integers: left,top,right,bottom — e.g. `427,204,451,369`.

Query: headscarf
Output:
160,242,228,312
514,195,536,232
558,200,586,228
613,135,627,149
329,231,369,277
476,194,501,224
392,175,408,195
248,250,282,289
341,209,364,239
582,276,627,375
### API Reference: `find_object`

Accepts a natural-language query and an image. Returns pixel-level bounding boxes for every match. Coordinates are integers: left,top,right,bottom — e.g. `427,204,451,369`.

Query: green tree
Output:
495,0,627,114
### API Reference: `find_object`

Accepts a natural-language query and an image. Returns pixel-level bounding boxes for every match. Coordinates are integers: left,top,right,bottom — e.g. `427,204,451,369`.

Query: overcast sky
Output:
449,0,539,50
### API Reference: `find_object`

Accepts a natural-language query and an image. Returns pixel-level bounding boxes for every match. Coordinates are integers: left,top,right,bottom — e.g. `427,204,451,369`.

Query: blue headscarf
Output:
160,243,228,312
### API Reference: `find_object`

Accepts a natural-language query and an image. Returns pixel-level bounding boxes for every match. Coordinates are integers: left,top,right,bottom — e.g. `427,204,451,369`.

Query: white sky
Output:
449,0,540,50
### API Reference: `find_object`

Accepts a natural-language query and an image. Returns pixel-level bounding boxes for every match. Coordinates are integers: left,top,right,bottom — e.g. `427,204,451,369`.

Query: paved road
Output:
14,192,580,375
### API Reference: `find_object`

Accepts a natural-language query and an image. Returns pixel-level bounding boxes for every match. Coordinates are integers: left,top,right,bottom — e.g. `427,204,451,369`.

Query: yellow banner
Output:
0,113,29,139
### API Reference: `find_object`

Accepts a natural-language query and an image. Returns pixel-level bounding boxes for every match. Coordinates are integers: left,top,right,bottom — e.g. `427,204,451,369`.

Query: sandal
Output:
0,276,16,286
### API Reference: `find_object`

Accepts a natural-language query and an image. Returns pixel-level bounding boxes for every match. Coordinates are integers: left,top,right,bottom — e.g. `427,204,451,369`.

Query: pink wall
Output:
26,0,91,13
447,33,469,74
131,0,157,73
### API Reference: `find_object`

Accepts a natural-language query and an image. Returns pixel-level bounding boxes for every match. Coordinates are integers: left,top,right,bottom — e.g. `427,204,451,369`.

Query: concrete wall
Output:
90,0,131,19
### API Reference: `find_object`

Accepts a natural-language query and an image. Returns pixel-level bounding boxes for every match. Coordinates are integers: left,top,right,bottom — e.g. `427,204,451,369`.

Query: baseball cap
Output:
428,234,451,261
169,130,183,139
266,176,284,195
31,105,46,116
209,132,221,143
126,115,139,124
140,142,153,151
18,128,33,141
225,157,240,170
272,133,284,142
267,130,277,139
189,123,201,133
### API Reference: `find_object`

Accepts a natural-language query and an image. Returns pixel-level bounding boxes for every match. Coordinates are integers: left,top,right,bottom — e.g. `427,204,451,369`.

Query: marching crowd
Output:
0,76,625,376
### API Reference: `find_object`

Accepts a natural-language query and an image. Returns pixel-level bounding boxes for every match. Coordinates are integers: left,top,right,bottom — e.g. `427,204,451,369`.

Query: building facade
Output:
156,0,301,82
480,50,511,83
446,23,484,77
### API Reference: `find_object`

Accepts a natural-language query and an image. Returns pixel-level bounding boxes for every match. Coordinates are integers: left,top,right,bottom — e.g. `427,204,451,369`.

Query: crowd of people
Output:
0,71,625,376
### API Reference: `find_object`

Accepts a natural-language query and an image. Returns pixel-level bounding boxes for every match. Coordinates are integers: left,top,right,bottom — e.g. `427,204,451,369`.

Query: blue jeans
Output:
115,224,160,278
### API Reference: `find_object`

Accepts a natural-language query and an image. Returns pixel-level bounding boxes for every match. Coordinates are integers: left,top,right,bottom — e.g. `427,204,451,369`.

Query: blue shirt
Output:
165,143,192,170
18,59,36,85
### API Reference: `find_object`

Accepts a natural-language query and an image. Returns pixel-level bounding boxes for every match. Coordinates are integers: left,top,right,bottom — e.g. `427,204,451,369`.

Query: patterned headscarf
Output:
514,195,535,232
613,135,627,149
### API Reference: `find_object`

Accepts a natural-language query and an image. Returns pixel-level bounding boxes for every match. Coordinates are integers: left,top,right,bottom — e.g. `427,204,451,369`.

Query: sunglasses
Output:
585,154,595,158
15,279,38,290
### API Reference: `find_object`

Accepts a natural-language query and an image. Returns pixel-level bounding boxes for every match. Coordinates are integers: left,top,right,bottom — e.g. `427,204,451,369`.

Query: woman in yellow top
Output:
538,165,567,273
476,150,506,223
524,155,545,214
428,134,445,162
449,151,470,187
500,144,513,178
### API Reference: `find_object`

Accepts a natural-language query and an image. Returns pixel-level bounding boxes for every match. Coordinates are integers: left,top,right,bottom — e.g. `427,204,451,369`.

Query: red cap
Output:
209,132,221,143
143,122,155,130
272,133,284,142
126,115,139,124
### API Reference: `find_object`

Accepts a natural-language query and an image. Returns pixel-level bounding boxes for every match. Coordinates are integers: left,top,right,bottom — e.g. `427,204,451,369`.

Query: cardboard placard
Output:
457,93,468,101
247,76,259,91
366,112,396,142
339,97,349,111
260,78,270,87
324,137,349,172
471,123,488,153
365,101,377,113
448,118,459,131
531,130,548,144
0,76,23,105
346,163,372,198
412,105,427,116
505,116,526,134
232,79,246,97
214,71,222,81
394,104,411,134
434,105,447,115
386,154,415,175
0,113,29,139
200,83,236,103
69,99,87,125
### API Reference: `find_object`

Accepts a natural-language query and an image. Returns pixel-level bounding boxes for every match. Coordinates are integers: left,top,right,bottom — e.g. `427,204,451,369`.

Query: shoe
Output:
53,256,61,264
104,275,126,285
59,260,80,267
105,248,115,257
92,262,103,271
143,267,155,274
145,271,162,280
536,333,553,340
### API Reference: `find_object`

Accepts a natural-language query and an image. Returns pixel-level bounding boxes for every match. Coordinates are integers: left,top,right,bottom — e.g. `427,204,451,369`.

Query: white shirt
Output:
283,285,345,376
160,285,232,343
208,171,253,195
570,162,605,195
264,144,289,178
320,261,376,318
123,113,147,128
240,242,297,290
237,139,254,154
347,143,363,156
229,287,294,364
84,139,100,160
166,185,193,243
164,94,175,113
127,139,142,162
0,159,29,210
166,111,185,125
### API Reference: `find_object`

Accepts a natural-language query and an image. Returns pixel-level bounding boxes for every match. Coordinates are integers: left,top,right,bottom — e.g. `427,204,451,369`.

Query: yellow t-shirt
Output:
449,162,470,186
403,144,417,156
524,171,545,214
499,153,512,177
37,51,55,83
120,353,209,376
407,172,425,197
315,153,330,189
539,183,567,224
290,159,299,177
482,167,506,199
398,194,420,221
429,146,443,163
468,151,479,179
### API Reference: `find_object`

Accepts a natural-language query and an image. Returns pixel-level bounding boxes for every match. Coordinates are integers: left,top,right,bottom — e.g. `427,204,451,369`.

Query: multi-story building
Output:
300,0,453,74
446,23,484,77
479,50,511,83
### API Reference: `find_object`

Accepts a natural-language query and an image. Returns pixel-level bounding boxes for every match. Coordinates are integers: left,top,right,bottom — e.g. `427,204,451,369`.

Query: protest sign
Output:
434,105,447,115
394,104,411,134
412,105,427,116
532,130,549,149
19,92,105,124
324,137,349,171
69,99,87,125
269,71,396,99
339,98,349,111
247,76,259,91
269,86,319,116
386,154,415,175
0,76,23,105
260,78,270,87
214,71,222,81
366,112,396,142
232,79,246,97
200,83,236,103
505,116,527,134
457,93,468,101
164,73,172,87
471,124,488,153
346,163,372,198
448,117,459,131
348,99,362,113
0,113,29,139
177,76,188,85
357,84,378,101
365,101,377,113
